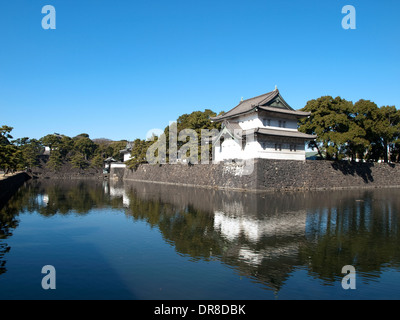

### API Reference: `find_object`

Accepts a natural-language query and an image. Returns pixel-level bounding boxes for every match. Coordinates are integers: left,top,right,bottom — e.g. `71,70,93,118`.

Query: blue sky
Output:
1,0,399,141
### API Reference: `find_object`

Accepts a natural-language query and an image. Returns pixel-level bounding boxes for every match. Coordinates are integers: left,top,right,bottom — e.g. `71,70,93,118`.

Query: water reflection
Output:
1,178,400,295
302,191,400,284
116,180,400,292
0,207,17,276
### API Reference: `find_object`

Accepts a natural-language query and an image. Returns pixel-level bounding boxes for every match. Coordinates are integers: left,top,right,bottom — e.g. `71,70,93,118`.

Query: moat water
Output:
1,179,400,300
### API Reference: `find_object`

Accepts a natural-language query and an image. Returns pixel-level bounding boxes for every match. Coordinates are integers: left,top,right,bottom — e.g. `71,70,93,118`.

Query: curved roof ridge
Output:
240,89,279,106
210,89,278,121
210,88,306,122
254,89,280,106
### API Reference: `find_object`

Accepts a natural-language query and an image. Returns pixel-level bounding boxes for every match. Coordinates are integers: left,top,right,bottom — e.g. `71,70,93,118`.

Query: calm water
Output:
1,179,400,300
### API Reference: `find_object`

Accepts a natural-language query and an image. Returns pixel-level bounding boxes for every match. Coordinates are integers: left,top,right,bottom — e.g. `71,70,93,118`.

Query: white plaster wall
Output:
236,114,262,130
257,150,306,160
123,153,132,162
110,163,127,169
214,138,243,162
214,138,306,162
237,113,298,132
259,117,298,131
256,141,306,160
242,140,260,159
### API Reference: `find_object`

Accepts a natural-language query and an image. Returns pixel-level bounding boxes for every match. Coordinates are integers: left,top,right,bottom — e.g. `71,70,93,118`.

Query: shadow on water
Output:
2,178,400,297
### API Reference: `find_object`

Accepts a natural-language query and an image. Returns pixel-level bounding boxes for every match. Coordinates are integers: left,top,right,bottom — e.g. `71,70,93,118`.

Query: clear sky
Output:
1,0,399,141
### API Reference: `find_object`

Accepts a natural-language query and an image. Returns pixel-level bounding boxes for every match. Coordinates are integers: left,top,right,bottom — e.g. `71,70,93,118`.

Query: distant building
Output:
210,88,316,161
120,141,133,162
103,157,117,173
43,146,51,156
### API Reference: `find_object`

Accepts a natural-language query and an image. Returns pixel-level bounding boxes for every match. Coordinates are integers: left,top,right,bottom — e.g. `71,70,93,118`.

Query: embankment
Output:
0,172,31,209
31,162,102,180
110,159,400,192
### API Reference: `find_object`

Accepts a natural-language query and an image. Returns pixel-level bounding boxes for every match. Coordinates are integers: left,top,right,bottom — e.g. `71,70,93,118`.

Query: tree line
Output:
0,125,127,174
125,109,222,169
1,95,398,173
299,96,400,162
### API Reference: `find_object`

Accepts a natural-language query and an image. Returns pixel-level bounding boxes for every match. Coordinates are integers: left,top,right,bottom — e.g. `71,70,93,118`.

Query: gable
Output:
262,94,294,111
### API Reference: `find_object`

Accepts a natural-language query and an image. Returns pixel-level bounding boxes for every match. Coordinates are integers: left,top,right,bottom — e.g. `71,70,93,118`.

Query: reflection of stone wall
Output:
119,180,400,291
112,159,400,191
0,173,30,210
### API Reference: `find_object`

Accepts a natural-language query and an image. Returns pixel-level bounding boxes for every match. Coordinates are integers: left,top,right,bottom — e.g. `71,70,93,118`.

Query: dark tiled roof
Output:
258,105,311,117
224,120,241,131
249,127,317,140
211,89,310,121
221,120,316,140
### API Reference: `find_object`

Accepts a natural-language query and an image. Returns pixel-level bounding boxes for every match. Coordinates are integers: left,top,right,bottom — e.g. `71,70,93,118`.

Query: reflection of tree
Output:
3,178,400,293
6,179,116,217
124,190,223,260
122,182,400,292
300,191,400,284
0,190,23,276
37,181,103,216
122,181,310,291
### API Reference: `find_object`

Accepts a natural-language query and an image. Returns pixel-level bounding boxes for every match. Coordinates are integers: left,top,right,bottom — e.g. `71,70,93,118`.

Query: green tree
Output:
1,145,21,173
90,153,104,168
46,149,63,171
352,100,382,161
375,106,400,163
126,139,153,170
0,125,13,146
300,97,399,162
40,134,62,151
158,109,222,163
70,152,89,169
0,126,19,174
20,139,43,169
299,96,360,160
73,135,97,161
40,134,73,160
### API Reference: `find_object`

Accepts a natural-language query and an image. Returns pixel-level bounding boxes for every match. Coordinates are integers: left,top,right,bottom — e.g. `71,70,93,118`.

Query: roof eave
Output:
210,107,258,122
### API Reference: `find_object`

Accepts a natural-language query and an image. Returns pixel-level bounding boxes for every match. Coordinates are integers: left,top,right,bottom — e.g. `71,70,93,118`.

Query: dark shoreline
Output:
3,158,400,211
0,172,31,210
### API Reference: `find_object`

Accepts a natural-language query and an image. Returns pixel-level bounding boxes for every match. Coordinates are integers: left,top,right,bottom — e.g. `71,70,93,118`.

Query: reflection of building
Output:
211,88,316,161
213,195,307,269
209,196,311,294
212,203,308,292
103,180,130,207
119,181,400,294
104,157,126,175
119,180,310,292
213,209,307,244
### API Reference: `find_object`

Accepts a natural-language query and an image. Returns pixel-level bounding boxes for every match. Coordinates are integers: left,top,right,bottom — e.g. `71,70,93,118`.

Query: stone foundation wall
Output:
111,160,400,192
117,162,258,191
